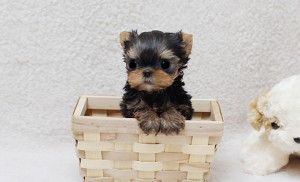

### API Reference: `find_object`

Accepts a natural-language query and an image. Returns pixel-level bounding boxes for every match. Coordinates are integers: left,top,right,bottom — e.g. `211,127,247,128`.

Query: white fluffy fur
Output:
241,75,300,175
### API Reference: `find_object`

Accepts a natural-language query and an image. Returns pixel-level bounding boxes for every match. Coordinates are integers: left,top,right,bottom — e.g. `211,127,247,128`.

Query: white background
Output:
0,0,299,181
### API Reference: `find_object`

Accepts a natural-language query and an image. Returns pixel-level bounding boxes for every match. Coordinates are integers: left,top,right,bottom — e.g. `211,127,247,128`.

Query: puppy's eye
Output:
271,122,280,130
161,59,170,70
128,59,137,69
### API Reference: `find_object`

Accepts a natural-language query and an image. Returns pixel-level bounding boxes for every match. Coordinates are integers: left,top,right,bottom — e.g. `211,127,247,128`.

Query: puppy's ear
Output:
182,33,193,58
120,31,131,48
248,89,270,131
120,30,138,49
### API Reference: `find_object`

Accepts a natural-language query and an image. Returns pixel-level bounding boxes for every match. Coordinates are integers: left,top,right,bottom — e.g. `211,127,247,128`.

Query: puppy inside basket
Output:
119,30,194,135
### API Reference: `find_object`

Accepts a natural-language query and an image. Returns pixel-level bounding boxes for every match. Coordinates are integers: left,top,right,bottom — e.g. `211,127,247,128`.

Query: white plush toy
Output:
241,74,300,175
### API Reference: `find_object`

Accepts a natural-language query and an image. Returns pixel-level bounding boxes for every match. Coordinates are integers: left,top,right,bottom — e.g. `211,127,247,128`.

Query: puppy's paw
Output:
138,118,161,135
160,108,185,135
134,111,160,135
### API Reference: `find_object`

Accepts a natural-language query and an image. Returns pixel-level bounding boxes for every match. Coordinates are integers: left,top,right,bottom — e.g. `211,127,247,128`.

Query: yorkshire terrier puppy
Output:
119,30,194,135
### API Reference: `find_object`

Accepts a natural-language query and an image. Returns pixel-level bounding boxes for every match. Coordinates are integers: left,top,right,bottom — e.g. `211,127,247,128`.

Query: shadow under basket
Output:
72,96,224,182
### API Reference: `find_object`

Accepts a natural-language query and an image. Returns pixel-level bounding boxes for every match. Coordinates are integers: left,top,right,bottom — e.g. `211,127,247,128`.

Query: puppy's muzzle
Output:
143,69,153,78
294,137,300,144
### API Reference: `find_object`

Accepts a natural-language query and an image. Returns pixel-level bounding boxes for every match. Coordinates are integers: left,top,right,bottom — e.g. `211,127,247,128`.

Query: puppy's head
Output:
248,75,300,153
120,30,192,92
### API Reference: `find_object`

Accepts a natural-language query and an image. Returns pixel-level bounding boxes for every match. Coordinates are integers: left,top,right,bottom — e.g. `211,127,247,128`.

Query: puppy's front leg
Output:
134,107,161,135
160,107,185,135
121,98,161,134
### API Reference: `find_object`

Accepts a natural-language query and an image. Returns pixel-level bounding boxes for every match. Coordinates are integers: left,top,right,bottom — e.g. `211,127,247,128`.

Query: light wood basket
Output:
72,96,224,182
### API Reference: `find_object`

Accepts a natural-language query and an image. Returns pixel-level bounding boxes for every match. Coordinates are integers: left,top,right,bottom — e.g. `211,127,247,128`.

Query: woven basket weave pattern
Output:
72,96,224,182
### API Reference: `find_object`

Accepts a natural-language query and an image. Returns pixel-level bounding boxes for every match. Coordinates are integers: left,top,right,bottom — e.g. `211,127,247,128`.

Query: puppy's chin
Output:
127,69,175,92
137,83,158,92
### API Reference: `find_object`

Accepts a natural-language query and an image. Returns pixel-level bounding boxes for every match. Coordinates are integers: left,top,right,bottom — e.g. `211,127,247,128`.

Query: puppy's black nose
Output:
143,70,153,78
294,137,300,144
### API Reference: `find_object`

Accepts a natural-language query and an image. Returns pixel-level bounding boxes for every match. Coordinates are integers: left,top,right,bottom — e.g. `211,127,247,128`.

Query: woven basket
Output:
72,96,224,182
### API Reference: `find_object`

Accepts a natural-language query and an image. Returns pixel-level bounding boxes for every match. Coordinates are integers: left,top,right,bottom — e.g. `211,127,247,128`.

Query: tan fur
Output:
160,49,176,60
120,31,131,48
127,48,139,59
182,33,193,57
248,89,271,131
151,70,174,89
128,68,174,92
127,69,144,89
